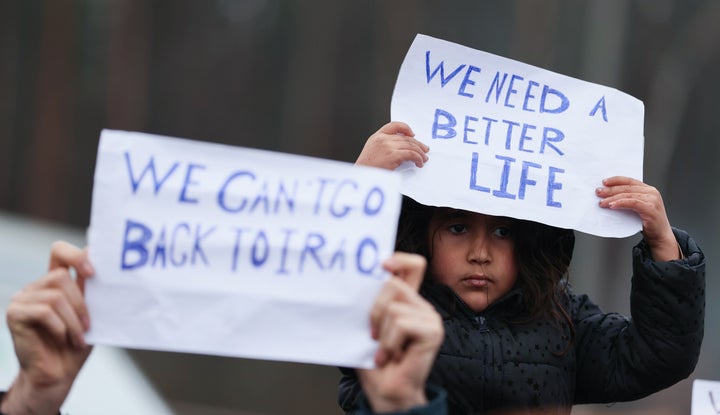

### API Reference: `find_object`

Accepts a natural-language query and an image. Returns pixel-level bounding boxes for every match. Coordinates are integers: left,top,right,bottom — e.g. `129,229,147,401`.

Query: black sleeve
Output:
572,227,705,403
338,367,364,413
337,374,448,415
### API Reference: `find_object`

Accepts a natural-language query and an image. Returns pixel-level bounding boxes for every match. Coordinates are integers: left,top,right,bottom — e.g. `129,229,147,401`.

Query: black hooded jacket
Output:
339,228,705,414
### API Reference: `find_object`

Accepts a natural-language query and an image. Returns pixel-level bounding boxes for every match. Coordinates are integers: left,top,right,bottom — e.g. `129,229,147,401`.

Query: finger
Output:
16,286,87,348
377,137,428,168
374,347,389,367
48,241,95,279
7,300,71,347
599,193,665,217
377,302,440,363
368,134,428,163
396,149,427,168
601,176,644,187
46,268,91,331
596,184,656,199
404,137,429,153
379,121,415,137
382,253,426,291
376,303,413,364
387,135,429,156
370,278,432,341
32,267,91,331
601,191,658,203
369,279,402,339
369,277,419,339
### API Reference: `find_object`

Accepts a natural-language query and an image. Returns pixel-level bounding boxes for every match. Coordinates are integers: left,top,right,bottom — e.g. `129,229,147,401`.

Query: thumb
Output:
382,252,426,291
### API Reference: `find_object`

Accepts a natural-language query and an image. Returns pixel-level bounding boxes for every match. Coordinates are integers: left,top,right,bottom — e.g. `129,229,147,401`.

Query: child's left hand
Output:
596,176,680,261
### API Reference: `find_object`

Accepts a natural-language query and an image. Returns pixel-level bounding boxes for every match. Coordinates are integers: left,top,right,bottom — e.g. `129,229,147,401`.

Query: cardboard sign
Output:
392,34,644,237
86,130,402,368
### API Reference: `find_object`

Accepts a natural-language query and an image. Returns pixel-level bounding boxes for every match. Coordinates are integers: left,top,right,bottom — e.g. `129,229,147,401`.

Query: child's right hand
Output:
1,241,94,415
355,122,429,170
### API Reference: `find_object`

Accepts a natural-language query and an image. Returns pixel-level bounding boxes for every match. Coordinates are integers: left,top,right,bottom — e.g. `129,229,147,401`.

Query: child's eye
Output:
493,226,512,238
448,223,468,234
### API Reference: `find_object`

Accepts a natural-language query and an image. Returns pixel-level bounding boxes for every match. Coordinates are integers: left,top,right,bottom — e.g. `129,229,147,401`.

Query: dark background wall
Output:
1,1,718,414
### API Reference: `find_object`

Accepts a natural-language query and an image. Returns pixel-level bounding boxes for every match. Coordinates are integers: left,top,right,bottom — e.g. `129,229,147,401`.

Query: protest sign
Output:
85,130,402,368
391,34,644,237
692,379,720,415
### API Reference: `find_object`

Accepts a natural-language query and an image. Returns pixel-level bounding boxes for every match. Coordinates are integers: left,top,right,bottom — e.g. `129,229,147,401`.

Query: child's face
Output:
427,209,518,313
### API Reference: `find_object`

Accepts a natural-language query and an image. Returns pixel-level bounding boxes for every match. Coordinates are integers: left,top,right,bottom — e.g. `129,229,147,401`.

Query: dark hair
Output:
395,196,575,327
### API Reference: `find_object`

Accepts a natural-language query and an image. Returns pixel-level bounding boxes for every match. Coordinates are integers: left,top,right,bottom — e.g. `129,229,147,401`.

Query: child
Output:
1,242,446,415
339,122,706,414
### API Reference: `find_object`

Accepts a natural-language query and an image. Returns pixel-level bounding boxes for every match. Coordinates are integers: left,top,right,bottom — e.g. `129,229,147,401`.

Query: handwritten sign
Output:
693,379,720,415
391,34,644,237
85,130,402,368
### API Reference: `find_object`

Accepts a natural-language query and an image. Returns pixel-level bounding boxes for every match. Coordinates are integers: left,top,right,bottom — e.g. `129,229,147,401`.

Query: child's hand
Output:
2,241,94,415
355,122,429,170
358,252,443,412
596,176,680,261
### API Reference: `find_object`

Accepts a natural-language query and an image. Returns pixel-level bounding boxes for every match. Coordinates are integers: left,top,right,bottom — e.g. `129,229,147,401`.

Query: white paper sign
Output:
86,130,402,368
692,379,720,415
392,34,644,237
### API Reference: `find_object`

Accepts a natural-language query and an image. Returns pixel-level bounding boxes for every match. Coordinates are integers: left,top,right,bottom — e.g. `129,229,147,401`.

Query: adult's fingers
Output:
375,302,426,363
382,253,426,291
12,268,89,345
374,300,443,366
7,294,72,348
48,241,95,279
24,270,89,333
369,278,402,339
45,268,91,332
369,276,431,343
16,287,86,348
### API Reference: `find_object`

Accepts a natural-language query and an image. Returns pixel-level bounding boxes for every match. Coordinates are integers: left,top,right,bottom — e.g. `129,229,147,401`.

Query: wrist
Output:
1,372,68,415
646,228,681,262
649,238,681,262
367,387,428,413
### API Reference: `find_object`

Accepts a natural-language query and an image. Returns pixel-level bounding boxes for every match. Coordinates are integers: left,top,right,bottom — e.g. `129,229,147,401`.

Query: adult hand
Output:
358,252,443,412
1,241,95,415
596,176,679,261
355,122,429,170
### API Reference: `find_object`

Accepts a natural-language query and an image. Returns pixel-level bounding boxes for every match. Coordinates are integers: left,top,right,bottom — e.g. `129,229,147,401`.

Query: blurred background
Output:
0,0,717,414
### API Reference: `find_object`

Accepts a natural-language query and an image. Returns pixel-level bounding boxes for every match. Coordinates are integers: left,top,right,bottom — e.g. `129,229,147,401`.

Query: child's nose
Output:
467,235,490,264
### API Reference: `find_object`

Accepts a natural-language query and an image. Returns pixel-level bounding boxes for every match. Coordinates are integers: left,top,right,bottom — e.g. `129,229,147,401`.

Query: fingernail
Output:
375,349,387,366
82,316,91,331
77,334,87,349
81,261,95,276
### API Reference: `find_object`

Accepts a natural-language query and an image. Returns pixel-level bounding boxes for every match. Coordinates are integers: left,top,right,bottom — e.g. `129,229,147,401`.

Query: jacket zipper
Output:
475,315,490,333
